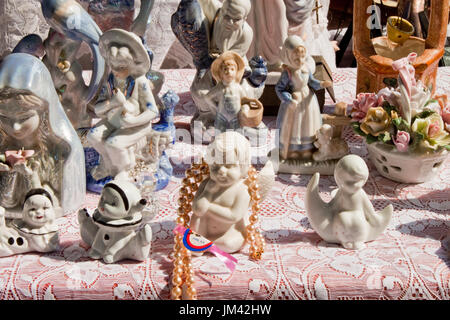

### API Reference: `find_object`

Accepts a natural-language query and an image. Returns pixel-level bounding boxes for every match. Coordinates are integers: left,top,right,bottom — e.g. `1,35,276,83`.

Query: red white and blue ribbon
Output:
173,225,238,273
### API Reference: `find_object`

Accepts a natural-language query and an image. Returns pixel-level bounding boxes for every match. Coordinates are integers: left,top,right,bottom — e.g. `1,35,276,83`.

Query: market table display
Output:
0,68,448,300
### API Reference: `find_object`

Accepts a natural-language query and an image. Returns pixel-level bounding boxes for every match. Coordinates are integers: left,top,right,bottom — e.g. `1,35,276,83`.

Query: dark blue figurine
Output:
171,0,214,77
12,34,45,58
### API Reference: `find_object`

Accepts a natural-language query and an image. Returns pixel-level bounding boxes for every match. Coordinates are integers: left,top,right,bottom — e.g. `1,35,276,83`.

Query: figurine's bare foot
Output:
88,248,102,260
342,242,364,250
103,254,114,264
191,250,204,257
287,150,313,161
91,164,110,181
139,224,152,245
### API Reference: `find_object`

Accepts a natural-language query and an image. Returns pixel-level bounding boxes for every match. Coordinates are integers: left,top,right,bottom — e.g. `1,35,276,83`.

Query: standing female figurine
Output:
275,35,332,160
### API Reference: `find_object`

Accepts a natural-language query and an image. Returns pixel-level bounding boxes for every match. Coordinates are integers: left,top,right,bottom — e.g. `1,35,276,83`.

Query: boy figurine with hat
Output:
88,28,159,181
78,179,153,264
207,51,263,132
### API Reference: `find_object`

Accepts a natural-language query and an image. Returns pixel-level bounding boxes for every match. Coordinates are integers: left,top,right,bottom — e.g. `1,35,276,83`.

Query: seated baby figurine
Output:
88,29,159,181
305,155,393,250
78,179,152,264
0,188,59,257
191,131,274,254
312,124,349,162
206,51,263,132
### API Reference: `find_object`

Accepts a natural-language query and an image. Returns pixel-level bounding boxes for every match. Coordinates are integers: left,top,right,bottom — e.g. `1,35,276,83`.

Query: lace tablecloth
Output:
0,68,448,300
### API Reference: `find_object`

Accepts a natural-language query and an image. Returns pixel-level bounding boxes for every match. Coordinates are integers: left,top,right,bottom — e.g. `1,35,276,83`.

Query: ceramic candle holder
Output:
305,154,393,250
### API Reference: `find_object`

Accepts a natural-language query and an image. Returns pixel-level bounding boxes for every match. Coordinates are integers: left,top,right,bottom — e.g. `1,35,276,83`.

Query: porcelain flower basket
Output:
367,142,448,184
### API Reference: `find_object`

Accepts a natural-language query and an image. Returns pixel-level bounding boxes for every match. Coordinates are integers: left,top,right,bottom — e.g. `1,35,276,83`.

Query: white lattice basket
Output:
366,142,448,184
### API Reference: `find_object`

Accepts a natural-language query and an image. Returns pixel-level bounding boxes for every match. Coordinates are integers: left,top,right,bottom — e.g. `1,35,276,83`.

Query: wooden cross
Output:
313,0,323,24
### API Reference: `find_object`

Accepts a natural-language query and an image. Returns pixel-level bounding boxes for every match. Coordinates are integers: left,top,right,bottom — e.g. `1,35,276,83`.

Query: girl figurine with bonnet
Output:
275,35,332,160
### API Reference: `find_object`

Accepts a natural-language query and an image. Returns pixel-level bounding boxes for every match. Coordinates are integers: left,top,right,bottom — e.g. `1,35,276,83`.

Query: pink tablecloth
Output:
0,68,448,300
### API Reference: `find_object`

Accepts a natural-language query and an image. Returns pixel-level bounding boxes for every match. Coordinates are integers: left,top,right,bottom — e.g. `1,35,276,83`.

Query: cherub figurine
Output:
0,53,85,217
207,51,263,132
78,179,152,264
305,155,393,250
87,29,159,181
312,124,349,162
191,131,274,253
275,35,333,160
0,188,59,257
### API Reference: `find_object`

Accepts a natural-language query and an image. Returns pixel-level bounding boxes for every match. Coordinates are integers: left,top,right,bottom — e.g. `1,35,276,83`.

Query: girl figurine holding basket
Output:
275,36,332,160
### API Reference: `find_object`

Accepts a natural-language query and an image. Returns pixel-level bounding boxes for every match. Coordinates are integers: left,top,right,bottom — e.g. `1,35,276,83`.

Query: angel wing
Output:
257,160,275,202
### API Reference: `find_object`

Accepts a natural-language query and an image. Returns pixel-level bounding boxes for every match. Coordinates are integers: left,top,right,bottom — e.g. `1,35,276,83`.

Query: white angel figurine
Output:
191,131,274,254
0,188,59,257
305,155,393,250
78,179,152,264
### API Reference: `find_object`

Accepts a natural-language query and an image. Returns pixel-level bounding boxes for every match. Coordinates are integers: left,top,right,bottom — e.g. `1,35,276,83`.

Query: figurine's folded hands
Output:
193,197,210,217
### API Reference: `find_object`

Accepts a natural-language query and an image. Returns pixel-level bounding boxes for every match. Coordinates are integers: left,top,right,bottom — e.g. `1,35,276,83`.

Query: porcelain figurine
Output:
246,0,288,72
0,188,59,257
78,179,152,263
305,155,393,250
313,124,349,162
87,28,159,181
41,0,106,108
190,131,274,254
207,51,264,133
12,34,46,59
275,35,332,160
0,53,85,218
171,0,268,143
42,30,97,129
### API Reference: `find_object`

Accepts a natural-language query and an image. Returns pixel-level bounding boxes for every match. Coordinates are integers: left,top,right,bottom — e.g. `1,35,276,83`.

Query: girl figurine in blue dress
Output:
275,35,332,160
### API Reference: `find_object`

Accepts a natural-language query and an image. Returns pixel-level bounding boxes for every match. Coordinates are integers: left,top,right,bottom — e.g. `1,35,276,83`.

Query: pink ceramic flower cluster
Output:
351,93,385,122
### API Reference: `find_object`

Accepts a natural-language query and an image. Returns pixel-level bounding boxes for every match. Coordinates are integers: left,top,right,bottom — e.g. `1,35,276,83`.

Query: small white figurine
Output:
87,29,159,181
78,179,152,263
0,188,59,257
191,131,274,254
207,51,263,132
305,155,393,250
313,124,349,162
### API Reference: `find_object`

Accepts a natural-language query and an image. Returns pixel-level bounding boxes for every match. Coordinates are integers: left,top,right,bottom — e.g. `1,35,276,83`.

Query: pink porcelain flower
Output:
393,131,410,152
5,150,35,167
351,93,385,122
